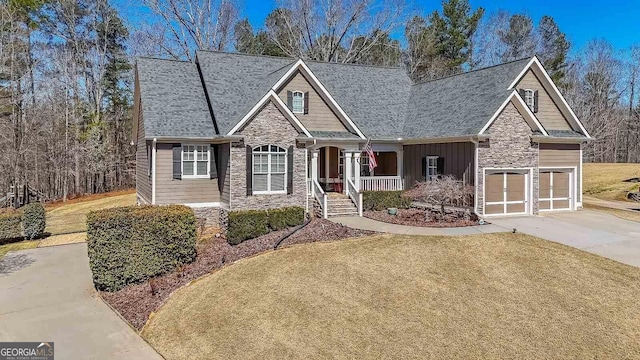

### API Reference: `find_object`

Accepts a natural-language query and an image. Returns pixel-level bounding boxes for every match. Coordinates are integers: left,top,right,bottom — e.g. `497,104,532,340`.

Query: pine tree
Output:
499,14,536,62
538,15,570,84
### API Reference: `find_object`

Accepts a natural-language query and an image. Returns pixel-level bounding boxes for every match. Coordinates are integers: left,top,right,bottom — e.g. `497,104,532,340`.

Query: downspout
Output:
152,138,157,205
305,148,309,216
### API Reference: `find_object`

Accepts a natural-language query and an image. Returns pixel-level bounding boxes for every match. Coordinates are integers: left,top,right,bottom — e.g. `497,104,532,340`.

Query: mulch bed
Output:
100,218,376,330
364,208,478,228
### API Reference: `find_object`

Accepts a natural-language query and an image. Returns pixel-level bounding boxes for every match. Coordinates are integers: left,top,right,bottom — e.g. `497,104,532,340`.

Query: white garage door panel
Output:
484,170,529,215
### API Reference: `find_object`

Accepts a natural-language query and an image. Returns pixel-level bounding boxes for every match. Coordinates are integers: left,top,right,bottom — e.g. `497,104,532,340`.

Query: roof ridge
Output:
196,49,405,70
137,56,193,64
411,56,534,87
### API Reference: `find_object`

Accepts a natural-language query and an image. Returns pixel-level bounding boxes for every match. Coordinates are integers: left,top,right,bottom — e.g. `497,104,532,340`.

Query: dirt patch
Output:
364,208,478,228
100,219,375,330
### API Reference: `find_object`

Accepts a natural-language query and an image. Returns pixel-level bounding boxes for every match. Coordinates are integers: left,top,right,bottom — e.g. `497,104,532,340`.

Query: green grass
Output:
143,233,640,360
583,163,640,201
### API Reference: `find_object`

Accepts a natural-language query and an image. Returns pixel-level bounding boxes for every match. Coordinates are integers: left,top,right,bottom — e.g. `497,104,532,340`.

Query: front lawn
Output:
583,163,640,201
142,233,640,359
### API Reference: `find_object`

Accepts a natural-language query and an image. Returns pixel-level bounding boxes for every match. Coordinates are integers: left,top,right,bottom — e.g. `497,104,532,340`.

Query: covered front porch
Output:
305,140,404,218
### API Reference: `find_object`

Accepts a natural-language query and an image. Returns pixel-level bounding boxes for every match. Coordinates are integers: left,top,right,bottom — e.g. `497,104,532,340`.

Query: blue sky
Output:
116,0,639,53
241,0,639,52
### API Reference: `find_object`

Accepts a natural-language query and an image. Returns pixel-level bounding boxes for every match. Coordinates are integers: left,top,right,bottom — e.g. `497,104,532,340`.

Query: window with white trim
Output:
292,91,304,113
253,145,287,193
360,152,371,176
524,89,535,111
426,156,439,181
182,145,209,178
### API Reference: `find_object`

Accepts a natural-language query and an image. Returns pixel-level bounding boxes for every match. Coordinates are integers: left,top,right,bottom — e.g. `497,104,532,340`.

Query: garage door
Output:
540,170,572,211
484,170,528,215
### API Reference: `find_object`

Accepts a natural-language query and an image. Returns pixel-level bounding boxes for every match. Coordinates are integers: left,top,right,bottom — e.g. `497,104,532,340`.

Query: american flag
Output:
363,139,377,172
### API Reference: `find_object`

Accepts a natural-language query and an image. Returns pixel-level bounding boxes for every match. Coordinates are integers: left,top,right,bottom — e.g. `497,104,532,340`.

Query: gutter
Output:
146,135,244,143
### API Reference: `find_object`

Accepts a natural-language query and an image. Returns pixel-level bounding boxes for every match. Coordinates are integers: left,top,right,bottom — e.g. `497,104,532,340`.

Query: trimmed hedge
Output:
268,207,305,231
22,203,46,240
87,205,197,292
362,191,412,211
227,210,269,245
227,206,305,245
0,211,23,244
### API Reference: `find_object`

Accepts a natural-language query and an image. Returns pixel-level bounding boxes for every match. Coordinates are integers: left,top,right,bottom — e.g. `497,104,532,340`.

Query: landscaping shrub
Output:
268,207,305,231
87,205,197,292
362,191,412,211
227,207,305,245
22,202,46,240
0,211,22,244
227,210,269,245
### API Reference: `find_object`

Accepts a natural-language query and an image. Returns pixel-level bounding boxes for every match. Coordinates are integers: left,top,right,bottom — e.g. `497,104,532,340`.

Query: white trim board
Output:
271,59,366,139
508,56,592,139
479,91,549,136
227,90,312,137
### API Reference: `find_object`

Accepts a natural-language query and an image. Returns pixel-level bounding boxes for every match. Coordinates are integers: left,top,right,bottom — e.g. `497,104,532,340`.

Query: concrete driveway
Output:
491,210,640,267
0,243,162,360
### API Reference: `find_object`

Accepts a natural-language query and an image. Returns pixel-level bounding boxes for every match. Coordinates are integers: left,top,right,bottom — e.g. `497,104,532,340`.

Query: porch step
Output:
311,193,359,218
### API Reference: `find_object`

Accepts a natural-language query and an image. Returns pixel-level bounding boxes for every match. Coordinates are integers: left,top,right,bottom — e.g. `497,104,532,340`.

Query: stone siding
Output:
229,101,307,211
192,207,220,229
477,102,539,215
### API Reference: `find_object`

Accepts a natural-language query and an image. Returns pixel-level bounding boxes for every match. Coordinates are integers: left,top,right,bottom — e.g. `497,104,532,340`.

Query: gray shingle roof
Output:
137,58,215,138
305,61,412,138
403,58,531,138
195,51,295,135
137,52,586,141
309,131,362,139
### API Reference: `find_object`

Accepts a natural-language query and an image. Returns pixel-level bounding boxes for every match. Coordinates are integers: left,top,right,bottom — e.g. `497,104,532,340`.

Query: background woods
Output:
0,0,638,204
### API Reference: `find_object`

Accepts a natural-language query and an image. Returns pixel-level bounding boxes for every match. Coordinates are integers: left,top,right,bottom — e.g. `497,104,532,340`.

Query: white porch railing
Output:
360,176,403,191
312,179,328,219
346,178,363,216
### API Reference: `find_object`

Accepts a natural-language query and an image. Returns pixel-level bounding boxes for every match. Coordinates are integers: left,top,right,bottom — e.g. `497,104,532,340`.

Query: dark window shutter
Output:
210,145,218,179
287,91,293,110
246,145,252,196
287,145,294,195
533,90,539,113
303,92,309,114
172,144,182,180
437,157,445,175
421,157,426,181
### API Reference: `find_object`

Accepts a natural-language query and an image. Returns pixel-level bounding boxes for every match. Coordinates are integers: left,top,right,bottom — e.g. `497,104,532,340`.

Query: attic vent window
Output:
522,89,538,113
292,91,304,113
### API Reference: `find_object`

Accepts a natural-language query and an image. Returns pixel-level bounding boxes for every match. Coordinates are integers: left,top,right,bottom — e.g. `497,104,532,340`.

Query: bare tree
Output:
471,10,509,68
405,175,474,215
138,0,239,60
266,0,405,63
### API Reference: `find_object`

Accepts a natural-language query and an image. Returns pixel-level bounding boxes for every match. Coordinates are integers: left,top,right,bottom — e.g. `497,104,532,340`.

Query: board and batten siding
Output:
403,142,475,188
516,70,572,131
154,143,221,205
277,71,349,133
539,143,581,203
135,102,152,204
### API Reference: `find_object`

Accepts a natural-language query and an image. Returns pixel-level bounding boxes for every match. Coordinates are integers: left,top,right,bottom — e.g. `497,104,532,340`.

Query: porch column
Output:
311,150,319,195
344,152,352,195
396,150,404,190
353,152,361,191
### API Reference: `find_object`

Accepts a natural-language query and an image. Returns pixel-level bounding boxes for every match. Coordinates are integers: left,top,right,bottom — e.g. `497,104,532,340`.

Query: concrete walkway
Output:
0,243,162,360
331,216,507,235
584,196,640,211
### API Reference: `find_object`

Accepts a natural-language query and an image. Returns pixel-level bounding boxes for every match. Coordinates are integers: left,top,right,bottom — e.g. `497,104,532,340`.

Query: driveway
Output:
491,210,640,267
0,243,162,360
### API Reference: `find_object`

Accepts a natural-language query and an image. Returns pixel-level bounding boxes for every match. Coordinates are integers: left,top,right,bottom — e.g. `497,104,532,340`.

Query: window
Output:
182,145,209,178
360,152,371,176
426,156,439,181
292,91,304,113
523,89,535,112
253,145,287,193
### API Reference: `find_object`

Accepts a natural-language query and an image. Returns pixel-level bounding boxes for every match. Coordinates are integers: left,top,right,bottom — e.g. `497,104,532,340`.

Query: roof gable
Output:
508,57,591,138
